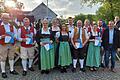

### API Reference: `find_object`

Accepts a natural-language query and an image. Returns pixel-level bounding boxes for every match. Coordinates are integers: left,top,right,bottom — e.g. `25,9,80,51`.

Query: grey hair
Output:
42,19,48,24
77,20,82,24
1,13,10,19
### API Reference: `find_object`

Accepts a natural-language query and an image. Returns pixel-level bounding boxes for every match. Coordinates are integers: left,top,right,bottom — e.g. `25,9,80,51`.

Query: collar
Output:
68,25,74,28
98,26,103,29
109,28,114,31
83,26,90,29
24,26,30,30
77,26,82,29
1,22,10,26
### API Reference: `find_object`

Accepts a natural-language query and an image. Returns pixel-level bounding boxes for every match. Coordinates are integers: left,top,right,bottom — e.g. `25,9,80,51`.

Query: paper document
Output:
5,36,11,43
44,43,53,51
26,38,33,44
95,37,101,46
75,42,82,49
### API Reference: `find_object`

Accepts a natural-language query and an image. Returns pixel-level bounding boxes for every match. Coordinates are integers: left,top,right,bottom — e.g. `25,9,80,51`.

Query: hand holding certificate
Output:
95,37,101,46
5,36,11,43
6,32,15,38
5,32,15,44
44,43,53,51
75,39,82,49
26,34,33,38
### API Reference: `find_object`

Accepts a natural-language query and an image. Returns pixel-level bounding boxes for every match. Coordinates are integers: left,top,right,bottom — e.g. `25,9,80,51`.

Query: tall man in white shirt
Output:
18,17,36,76
67,17,75,58
71,20,89,72
0,13,18,78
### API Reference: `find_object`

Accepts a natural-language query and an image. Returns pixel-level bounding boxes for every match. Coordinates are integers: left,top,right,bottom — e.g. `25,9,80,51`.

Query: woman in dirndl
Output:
86,24,101,71
56,24,72,73
39,19,54,74
50,18,60,68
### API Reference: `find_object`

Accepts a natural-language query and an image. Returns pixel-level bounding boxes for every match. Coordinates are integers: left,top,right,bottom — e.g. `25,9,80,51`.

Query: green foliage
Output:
81,0,120,21
74,14,97,26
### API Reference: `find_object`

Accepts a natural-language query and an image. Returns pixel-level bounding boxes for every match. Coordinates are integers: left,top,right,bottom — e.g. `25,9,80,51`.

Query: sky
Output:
17,0,100,18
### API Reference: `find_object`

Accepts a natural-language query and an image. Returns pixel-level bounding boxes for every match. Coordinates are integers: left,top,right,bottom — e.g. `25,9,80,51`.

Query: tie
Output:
78,28,81,39
26,28,29,33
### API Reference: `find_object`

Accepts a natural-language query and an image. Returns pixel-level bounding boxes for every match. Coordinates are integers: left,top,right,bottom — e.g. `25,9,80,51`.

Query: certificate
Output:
44,43,53,51
95,37,101,46
5,36,11,43
26,38,33,44
75,42,83,49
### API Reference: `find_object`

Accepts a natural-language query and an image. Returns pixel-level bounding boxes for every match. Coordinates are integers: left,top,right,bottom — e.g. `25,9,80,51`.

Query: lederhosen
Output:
73,28,85,59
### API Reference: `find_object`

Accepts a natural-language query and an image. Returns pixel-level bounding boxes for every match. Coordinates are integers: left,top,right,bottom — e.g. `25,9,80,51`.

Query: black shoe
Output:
89,67,94,71
2,73,7,78
60,69,64,73
22,71,27,76
93,67,98,71
101,63,105,68
45,70,50,74
80,68,86,72
10,70,19,75
72,68,76,73
28,67,35,71
41,70,45,74
63,68,67,73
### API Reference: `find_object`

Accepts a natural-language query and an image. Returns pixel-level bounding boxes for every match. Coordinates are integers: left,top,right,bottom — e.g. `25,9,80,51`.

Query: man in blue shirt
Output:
102,21,120,72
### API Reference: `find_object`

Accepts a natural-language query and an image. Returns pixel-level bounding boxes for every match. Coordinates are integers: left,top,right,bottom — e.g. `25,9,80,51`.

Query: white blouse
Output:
41,28,50,34
56,32,71,38
52,26,60,31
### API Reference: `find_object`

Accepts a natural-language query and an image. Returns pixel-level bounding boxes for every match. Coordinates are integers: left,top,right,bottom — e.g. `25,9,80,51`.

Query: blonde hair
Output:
84,19,90,25
61,24,69,32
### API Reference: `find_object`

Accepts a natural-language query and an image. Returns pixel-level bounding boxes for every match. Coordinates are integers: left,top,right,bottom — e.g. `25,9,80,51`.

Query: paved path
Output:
1,61,120,80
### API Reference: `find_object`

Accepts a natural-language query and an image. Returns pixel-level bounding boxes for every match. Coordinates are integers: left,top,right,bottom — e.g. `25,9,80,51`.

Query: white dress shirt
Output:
71,27,89,43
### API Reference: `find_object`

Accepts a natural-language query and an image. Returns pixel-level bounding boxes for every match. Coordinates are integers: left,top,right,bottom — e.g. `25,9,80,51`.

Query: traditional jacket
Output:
73,27,87,44
21,26,34,48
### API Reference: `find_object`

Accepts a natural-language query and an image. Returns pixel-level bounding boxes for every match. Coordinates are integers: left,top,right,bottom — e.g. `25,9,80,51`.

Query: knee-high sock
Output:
101,55,104,63
29,59,33,68
1,62,5,73
22,59,27,71
9,60,14,72
73,59,77,68
79,59,84,68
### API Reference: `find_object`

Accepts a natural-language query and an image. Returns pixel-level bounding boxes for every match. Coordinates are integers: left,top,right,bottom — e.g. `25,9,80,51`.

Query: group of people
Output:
0,13,120,79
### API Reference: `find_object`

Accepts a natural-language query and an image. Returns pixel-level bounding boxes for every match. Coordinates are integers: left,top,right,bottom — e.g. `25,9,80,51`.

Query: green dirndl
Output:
40,38,55,70
58,42,72,67
86,42,101,67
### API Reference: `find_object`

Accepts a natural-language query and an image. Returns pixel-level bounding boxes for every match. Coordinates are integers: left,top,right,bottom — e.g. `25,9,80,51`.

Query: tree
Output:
74,14,96,26
80,0,120,20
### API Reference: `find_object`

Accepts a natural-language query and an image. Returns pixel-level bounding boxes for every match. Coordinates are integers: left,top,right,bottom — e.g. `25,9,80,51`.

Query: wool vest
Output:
21,26,34,48
0,25,14,45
